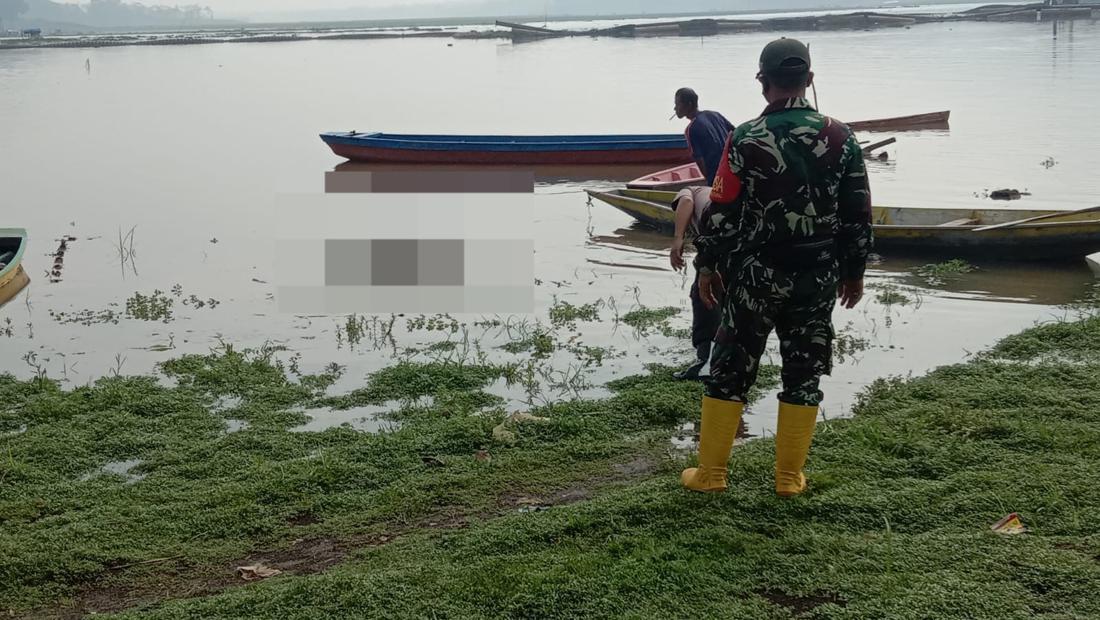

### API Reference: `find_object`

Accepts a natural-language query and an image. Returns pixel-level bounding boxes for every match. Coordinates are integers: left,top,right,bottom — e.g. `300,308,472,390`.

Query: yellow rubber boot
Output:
774,401,819,497
681,396,744,493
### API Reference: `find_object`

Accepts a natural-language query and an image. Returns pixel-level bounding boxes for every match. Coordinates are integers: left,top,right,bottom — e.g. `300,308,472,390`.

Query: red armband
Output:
709,133,742,203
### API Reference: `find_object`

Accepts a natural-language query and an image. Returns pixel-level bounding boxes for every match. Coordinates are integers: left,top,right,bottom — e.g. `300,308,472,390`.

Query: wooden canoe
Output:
320,132,690,165
847,110,950,132
626,162,704,190
0,228,30,308
587,189,1100,261
321,110,946,164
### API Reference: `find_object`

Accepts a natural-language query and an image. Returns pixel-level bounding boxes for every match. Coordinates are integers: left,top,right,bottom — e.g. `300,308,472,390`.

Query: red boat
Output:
626,162,704,190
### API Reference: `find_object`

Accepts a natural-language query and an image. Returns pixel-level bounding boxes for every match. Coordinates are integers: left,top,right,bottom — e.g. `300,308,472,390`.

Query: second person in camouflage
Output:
681,38,874,497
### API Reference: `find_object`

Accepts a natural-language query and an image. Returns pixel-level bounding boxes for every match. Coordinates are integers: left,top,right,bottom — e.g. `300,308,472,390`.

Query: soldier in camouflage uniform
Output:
681,38,874,497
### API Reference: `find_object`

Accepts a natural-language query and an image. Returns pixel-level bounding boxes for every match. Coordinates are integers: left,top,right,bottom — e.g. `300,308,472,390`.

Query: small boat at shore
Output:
1088,252,1100,277
587,189,1100,261
320,132,690,165
0,228,30,308
847,110,950,132
626,162,703,190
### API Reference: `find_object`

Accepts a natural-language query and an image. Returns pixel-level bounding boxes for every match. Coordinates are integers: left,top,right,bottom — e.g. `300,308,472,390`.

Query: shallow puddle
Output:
82,459,146,484
224,419,250,433
1,424,28,438
290,404,397,434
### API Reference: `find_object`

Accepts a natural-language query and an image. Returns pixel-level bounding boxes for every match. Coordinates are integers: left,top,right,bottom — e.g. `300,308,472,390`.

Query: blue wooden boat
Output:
319,132,690,165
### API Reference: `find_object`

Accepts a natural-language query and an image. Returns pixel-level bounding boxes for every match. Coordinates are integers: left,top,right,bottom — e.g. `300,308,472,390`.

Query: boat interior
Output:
871,206,1098,227
0,236,21,269
614,189,1098,229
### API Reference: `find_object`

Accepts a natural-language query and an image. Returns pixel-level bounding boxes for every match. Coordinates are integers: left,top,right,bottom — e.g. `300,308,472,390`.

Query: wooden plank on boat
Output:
848,110,950,132
973,205,1100,232
938,218,979,227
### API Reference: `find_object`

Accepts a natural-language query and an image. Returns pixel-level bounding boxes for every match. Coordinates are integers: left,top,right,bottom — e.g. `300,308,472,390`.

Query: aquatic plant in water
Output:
871,283,913,306
126,290,175,322
548,299,601,329
620,306,681,335
915,259,975,286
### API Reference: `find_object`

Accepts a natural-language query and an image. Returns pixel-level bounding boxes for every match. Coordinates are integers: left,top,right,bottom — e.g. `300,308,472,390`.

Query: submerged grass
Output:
6,313,1100,618
129,321,1100,618
0,342,738,616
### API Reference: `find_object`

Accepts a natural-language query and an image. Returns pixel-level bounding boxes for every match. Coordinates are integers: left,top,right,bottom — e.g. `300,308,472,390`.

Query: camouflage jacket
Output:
693,97,874,281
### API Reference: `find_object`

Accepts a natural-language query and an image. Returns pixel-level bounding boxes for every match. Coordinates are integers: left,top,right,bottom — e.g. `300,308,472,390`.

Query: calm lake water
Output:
1,17,1098,436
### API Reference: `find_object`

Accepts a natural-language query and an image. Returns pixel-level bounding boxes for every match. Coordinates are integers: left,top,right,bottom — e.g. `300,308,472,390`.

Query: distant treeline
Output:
1,0,214,30
260,0,979,22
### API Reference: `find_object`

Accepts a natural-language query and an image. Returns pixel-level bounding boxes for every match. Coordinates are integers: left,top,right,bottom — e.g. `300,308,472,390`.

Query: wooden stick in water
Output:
973,205,1100,232
861,137,896,156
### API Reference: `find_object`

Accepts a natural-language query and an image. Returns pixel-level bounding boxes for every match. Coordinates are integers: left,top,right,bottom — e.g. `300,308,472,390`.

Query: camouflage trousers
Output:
689,272,723,361
705,252,838,407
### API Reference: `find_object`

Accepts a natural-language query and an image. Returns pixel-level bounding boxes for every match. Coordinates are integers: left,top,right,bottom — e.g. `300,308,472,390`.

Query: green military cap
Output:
758,37,811,77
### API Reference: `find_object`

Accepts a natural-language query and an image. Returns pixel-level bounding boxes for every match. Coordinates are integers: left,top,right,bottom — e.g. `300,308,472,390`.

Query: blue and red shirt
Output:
685,110,735,185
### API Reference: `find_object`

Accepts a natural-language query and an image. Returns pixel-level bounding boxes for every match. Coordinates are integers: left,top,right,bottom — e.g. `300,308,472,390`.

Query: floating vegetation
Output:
834,321,872,365
2,317,13,338
49,306,122,326
406,314,461,333
49,286,218,326
502,328,555,359
126,290,175,322
182,294,221,310
425,341,460,353
660,326,692,339
565,344,623,367
621,306,680,334
548,299,601,329
46,236,77,283
871,283,913,307
915,259,976,286
339,314,396,350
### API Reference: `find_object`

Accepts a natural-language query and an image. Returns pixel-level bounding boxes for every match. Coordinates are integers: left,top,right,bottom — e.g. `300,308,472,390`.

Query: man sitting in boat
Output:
669,186,721,381
674,87,734,186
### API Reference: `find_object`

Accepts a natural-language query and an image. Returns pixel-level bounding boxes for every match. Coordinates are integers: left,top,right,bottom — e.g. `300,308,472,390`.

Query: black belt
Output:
760,238,836,270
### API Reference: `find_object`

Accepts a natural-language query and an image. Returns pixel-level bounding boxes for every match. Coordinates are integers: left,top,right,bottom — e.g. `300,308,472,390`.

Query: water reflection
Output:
328,161,660,188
